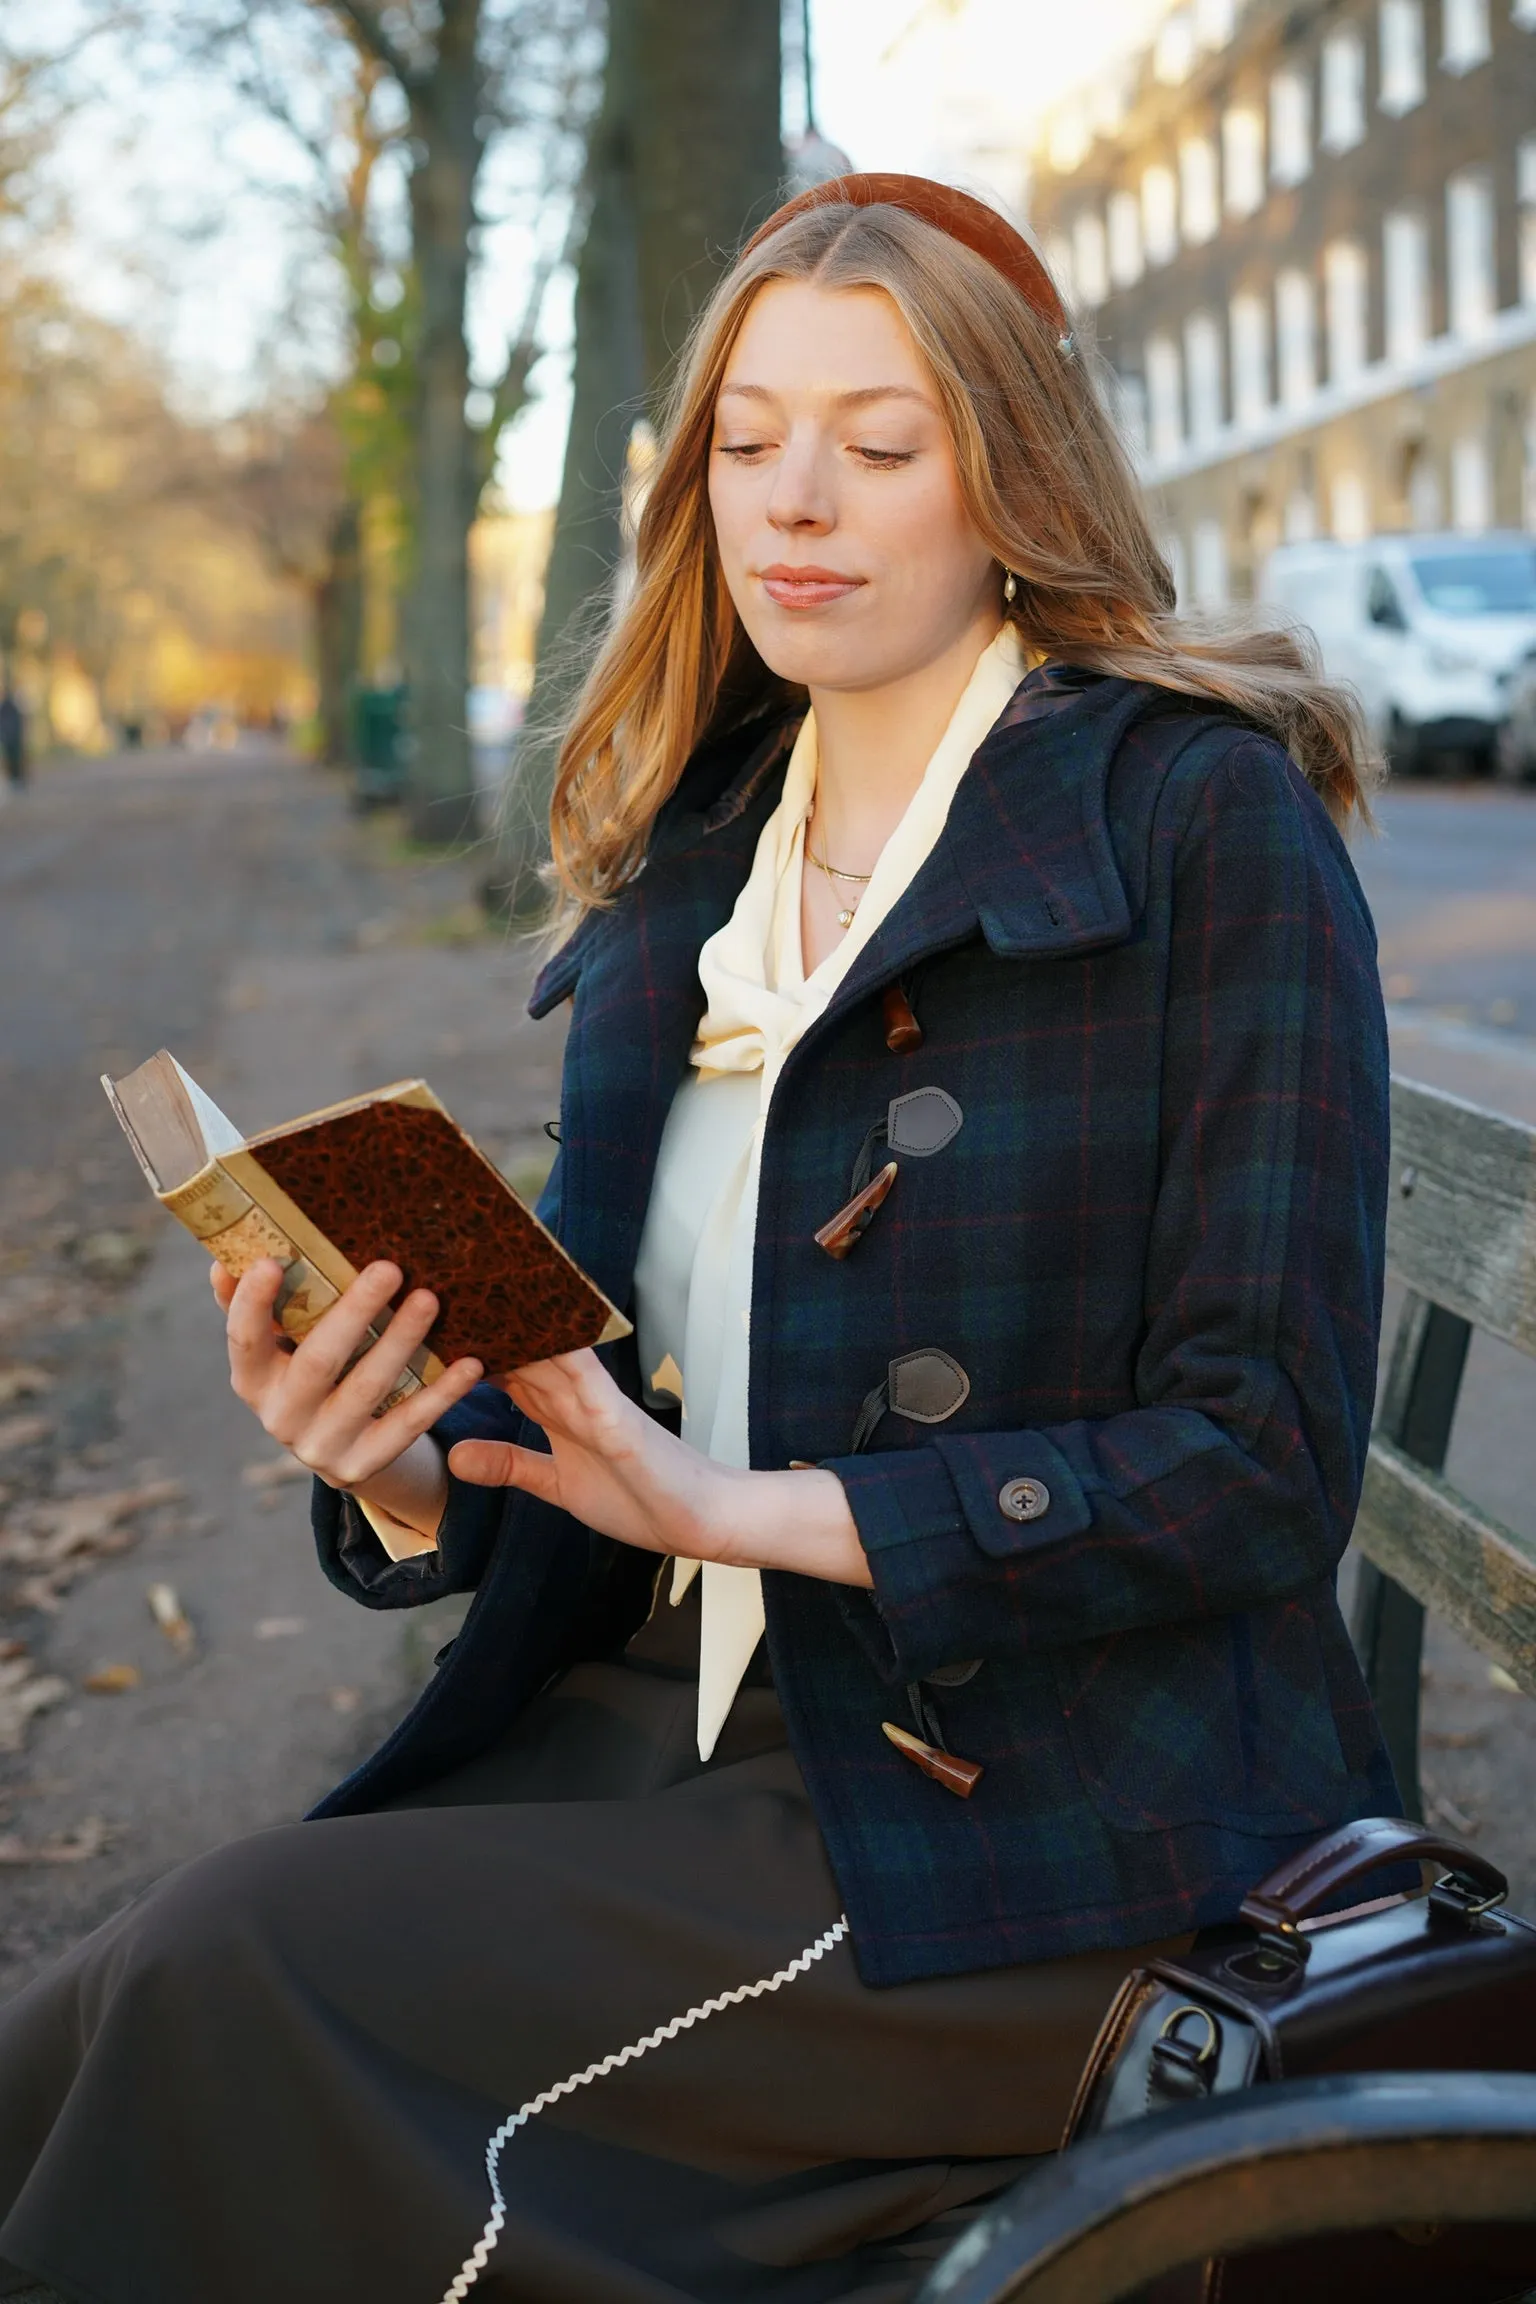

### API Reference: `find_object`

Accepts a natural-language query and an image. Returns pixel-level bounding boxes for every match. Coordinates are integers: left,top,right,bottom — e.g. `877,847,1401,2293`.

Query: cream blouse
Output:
633,622,1029,1760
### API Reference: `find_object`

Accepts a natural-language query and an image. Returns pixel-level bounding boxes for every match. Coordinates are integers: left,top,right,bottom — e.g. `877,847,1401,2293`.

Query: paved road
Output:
0,756,1533,1998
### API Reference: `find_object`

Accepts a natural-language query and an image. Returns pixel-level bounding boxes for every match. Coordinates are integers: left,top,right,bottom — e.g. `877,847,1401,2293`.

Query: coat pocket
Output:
1052,1601,1356,1834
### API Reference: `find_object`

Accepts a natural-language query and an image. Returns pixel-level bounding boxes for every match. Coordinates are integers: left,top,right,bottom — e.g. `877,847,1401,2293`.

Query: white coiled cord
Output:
437,1914,851,2302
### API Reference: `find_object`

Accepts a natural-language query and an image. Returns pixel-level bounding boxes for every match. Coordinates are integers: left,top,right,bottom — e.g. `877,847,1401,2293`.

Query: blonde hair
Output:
547,200,1376,912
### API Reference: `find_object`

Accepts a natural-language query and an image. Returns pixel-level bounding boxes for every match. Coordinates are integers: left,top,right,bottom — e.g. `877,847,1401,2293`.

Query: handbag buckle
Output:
1430,1867,1508,1926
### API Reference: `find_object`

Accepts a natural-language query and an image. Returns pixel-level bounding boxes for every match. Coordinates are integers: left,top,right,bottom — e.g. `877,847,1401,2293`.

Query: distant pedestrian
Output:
0,689,24,789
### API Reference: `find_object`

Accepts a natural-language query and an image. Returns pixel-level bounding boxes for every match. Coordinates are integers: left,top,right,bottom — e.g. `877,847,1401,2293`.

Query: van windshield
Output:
1409,548,1536,616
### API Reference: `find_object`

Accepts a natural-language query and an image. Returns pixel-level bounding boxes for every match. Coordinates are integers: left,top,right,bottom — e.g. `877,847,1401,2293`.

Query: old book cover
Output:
104,1052,629,1386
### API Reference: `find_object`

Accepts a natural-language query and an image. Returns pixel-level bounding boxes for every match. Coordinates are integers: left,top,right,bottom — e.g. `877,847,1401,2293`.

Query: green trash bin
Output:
352,684,408,809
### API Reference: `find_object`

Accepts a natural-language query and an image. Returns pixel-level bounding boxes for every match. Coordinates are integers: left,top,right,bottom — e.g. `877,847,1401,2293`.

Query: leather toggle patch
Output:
886,1086,963,1158
888,1348,971,1424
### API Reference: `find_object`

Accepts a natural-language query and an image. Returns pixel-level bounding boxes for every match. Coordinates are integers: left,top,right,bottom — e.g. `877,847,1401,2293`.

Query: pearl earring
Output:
1002,568,1018,604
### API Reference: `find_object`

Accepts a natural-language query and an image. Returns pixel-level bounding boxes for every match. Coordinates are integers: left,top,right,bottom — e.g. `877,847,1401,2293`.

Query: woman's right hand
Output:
212,1257,484,1528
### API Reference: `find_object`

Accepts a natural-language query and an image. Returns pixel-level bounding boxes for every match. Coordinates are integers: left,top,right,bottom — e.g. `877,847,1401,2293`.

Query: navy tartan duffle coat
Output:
310,661,1400,1987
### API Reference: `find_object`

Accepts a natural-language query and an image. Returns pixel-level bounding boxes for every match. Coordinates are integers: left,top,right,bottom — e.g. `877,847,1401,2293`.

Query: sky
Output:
27,0,1168,509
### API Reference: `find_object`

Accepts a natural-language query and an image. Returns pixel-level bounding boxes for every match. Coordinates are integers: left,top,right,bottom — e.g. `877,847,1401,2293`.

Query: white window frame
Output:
1441,0,1491,71
1383,208,1431,359
1142,164,1180,266
1072,212,1110,307
1446,169,1497,338
1379,0,1427,112
1321,30,1367,150
1185,311,1225,442
1192,519,1230,607
1269,69,1312,187
1147,333,1185,459
1324,241,1370,384
1276,267,1318,407
1330,471,1372,541
1180,136,1221,244
1520,138,1536,306
1222,106,1266,217
1451,432,1492,531
1229,291,1271,427
1108,189,1145,287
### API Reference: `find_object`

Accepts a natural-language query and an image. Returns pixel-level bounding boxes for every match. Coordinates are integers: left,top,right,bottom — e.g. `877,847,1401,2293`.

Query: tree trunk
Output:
484,0,782,916
314,498,363,766
630,0,783,389
401,0,483,844
485,0,644,917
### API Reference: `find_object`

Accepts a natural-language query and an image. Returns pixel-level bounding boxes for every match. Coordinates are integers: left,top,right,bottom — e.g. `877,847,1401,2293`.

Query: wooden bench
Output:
1351,1073,1536,1818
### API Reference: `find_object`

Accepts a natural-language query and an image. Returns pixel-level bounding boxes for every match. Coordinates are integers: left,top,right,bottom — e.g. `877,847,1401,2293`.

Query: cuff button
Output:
998,1476,1050,1522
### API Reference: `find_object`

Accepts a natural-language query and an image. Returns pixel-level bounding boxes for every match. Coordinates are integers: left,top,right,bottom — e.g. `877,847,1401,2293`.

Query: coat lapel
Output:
529,718,795,1308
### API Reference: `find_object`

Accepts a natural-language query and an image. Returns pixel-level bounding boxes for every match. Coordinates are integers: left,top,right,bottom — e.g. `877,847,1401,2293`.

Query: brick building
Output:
1024,0,1536,604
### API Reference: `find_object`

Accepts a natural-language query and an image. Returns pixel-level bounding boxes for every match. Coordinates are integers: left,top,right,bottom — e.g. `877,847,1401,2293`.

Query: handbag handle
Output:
1239,1814,1507,1936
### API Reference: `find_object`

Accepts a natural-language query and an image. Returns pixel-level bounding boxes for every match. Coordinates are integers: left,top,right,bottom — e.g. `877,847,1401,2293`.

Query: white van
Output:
1257,532,1536,773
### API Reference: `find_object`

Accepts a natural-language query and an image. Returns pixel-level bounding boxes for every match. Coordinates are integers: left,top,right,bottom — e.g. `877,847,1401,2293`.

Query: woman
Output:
0,176,1397,2304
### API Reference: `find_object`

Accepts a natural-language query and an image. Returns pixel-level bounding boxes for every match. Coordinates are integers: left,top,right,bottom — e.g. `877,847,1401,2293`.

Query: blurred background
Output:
2,0,1535,1992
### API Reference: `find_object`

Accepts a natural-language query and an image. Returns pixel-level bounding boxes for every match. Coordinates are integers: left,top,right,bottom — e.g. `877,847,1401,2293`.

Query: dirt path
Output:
0,747,561,1997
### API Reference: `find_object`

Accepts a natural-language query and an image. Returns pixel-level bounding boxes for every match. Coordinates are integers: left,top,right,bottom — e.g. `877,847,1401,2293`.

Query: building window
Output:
1185,312,1225,441
1072,212,1109,307
1447,170,1497,337
1223,107,1266,217
1192,519,1230,605
1276,268,1318,406
1284,486,1318,540
1155,10,1198,83
1147,334,1185,458
1321,31,1367,150
1452,433,1492,530
1269,70,1312,186
1383,210,1432,358
1331,471,1372,540
1441,0,1491,69
1324,241,1370,384
1519,137,1536,305
1230,291,1271,426
1108,189,1145,287
1142,164,1180,265
1115,373,1149,461
1180,137,1220,243
1380,0,1426,111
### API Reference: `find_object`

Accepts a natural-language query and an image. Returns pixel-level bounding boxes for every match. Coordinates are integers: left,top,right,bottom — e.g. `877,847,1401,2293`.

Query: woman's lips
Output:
757,565,864,610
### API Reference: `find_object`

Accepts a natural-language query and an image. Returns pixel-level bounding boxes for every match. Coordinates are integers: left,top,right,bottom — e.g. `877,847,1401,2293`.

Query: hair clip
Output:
1057,330,1076,359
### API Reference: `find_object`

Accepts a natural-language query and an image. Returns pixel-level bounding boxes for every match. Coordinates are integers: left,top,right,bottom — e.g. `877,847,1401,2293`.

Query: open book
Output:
103,1053,629,1403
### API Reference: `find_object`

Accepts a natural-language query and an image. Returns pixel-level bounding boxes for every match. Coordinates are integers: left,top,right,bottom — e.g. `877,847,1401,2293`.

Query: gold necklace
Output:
806,842,874,929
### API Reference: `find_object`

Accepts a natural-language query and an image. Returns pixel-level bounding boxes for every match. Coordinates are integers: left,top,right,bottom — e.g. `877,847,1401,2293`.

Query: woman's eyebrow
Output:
717,382,933,410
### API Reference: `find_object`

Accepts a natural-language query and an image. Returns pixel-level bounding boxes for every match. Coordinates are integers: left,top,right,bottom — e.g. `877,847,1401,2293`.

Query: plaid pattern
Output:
311,669,1398,1986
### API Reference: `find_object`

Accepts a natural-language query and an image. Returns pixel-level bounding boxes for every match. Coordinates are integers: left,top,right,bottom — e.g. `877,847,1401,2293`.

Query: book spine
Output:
161,1163,424,1412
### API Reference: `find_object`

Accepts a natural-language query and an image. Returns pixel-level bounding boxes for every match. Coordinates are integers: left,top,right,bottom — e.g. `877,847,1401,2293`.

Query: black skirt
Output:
0,1593,1185,2304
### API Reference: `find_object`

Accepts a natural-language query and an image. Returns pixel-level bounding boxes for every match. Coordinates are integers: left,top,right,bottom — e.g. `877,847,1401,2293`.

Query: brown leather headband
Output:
740,172,1068,338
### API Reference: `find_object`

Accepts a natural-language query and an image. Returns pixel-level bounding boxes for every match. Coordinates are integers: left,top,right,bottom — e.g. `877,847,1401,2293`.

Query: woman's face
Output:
708,279,999,694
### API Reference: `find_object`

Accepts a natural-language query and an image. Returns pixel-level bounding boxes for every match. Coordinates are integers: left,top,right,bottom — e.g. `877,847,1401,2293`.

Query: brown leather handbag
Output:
1062,1817,1536,2303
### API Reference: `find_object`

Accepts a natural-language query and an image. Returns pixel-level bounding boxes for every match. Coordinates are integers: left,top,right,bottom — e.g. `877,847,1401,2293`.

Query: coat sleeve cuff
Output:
311,1379,521,1609
822,1433,1093,1678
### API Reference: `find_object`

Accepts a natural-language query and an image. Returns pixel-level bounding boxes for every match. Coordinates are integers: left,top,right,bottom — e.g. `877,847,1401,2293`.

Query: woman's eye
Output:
852,446,917,469
715,441,773,461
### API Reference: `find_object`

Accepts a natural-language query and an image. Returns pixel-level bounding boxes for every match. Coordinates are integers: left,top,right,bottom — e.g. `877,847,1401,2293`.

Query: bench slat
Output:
1354,1434,1536,1697
1388,1075,1536,1357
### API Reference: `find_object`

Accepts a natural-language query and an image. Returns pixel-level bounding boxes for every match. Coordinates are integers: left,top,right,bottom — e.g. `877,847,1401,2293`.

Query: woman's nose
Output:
766,436,834,532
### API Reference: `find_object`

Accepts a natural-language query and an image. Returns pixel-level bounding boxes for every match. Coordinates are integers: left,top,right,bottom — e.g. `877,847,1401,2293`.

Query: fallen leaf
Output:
329,1686,361,1714
72,1230,150,1284
83,1663,141,1694
0,1413,51,1456
241,1453,310,1490
0,1366,52,1409
1423,1727,1490,1750
0,1638,25,1662
1488,1663,1522,1695
0,1814,110,1865
254,1616,306,1640
0,1481,184,1602
146,1582,194,1654
0,1658,69,1753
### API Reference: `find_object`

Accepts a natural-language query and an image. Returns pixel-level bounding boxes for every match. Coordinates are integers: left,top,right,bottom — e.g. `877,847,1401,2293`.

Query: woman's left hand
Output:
447,1351,872,1588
